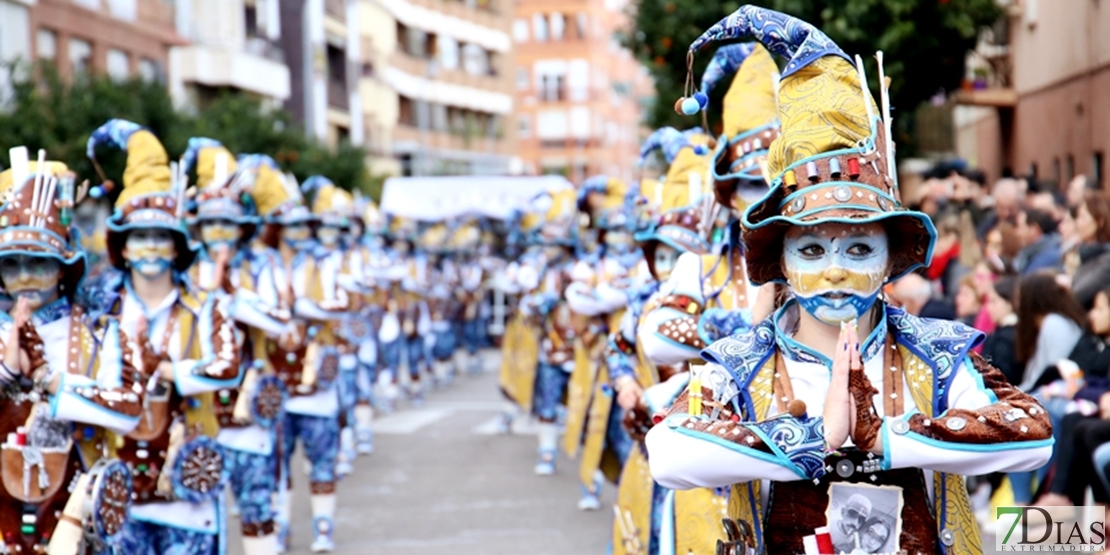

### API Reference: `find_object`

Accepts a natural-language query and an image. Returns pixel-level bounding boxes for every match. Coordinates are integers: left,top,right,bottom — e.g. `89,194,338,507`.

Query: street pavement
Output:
227,350,614,555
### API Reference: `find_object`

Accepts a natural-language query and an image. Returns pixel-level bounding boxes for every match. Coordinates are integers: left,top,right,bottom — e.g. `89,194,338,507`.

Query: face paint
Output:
199,219,242,250
653,244,680,282
124,228,177,277
783,222,889,326
604,231,633,254
316,225,341,248
281,224,312,250
0,255,62,310
393,241,410,255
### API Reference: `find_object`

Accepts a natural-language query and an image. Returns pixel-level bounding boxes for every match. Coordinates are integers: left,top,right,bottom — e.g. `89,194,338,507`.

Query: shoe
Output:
494,413,513,435
336,459,353,478
276,522,290,553
357,430,374,454
534,450,556,476
577,494,601,511
310,517,335,553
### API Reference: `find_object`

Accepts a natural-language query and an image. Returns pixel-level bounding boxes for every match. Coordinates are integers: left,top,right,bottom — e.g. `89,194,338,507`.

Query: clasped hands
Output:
823,320,884,455
3,297,60,393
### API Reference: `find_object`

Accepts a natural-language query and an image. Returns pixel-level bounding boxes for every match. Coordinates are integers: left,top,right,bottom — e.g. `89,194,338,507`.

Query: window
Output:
568,59,589,102
1053,157,1061,186
431,103,448,132
68,38,92,74
532,13,547,42
404,27,429,58
138,58,159,82
570,107,590,139
512,19,529,43
536,109,567,140
245,2,259,37
398,96,416,126
439,36,459,70
462,44,488,76
1095,152,1105,189
36,29,57,61
1067,154,1076,180
518,114,531,138
516,68,529,91
550,13,565,41
575,13,588,39
539,73,565,102
107,49,129,80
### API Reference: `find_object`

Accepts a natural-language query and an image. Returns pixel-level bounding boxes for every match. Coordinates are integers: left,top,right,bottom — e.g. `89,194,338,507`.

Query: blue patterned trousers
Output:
533,363,570,422
226,447,278,534
117,519,216,555
431,327,456,361
281,412,340,487
404,336,427,380
460,318,483,354
339,368,358,426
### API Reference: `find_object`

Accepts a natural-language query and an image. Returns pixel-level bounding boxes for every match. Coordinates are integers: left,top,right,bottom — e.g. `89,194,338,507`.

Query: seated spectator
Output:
954,274,982,328
981,275,1019,385
1070,191,1110,310
1014,208,1064,275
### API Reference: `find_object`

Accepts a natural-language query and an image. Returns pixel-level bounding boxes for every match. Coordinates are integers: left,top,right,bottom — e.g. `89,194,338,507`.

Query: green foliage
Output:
625,0,1001,155
0,62,381,201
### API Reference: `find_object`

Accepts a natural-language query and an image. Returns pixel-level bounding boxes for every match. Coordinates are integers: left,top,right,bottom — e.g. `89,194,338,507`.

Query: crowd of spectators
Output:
889,163,1110,516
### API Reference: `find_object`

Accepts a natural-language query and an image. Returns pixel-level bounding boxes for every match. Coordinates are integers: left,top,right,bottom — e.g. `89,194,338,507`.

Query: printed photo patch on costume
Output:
826,482,903,555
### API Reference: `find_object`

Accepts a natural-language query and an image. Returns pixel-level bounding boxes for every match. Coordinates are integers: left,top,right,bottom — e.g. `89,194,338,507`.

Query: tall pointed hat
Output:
304,176,354,227
240,154,314,226
577,175,632,231
690,6,936,285
88,119,199,272
182,138,257,226
691,42,780,211
0,153,87,295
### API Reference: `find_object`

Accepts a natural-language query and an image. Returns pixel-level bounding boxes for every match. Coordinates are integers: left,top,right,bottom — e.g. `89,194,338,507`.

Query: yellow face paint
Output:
200,222,242,245
782,222,890,325
0,255,62,309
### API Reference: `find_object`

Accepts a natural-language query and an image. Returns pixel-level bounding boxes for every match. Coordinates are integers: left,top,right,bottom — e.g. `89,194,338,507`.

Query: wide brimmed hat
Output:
183,138,258,228
304,176,354,228
691,42,781,211
88,119,199,273
688,6,936,285
0,155,87,295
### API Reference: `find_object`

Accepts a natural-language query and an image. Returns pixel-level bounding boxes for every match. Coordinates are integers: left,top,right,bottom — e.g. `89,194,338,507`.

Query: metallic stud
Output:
877,197,891,211
833,186,853,202
792,196,806,213
946,417,967,431
891,419,910,435
836,459,855,478
940,529,955,546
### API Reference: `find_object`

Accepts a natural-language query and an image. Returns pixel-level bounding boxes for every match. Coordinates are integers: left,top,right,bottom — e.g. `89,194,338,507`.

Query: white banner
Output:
380,175,572,221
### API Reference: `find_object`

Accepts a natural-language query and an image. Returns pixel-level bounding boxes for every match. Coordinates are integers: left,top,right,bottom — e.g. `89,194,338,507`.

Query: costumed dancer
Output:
248,167,348,553
492,210,539,434
393,218,432,405
500,188,579,474
183,141,291,555
421,223,458,388
302,176,361,479
87,119,241,555
343,193,386,455
637,40,782,372
363,217,409,413
452,220,486,375
563,176,639,511
645,8,1054,554
0,154,142,555
607,128,725,555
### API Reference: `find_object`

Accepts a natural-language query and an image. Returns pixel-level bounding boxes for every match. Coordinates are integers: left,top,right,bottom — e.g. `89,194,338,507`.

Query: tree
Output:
625,0,1001,155
0,62,381,201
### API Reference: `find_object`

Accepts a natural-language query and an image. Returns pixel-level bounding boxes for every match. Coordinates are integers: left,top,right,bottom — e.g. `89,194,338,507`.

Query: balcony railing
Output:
244,36,285,64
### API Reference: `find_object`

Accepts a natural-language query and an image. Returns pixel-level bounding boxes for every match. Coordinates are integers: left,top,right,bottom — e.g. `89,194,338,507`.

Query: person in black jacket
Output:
982,275,1020,385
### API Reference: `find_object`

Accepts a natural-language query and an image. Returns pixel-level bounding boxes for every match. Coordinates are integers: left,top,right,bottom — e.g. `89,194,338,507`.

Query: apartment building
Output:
512,0,650,183
26,0,182,82
169,0,291,109
360,0,516,176
955,0,1109,188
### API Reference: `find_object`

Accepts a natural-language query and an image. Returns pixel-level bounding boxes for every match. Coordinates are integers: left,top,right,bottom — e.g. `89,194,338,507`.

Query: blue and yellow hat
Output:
88,119,199,272
304,176,354,228
240,154,314,228
689,6,936,285
182,138,258,226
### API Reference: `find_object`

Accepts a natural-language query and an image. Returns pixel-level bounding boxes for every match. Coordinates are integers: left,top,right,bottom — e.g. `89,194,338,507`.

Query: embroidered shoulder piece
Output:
887,307,984,384
700,319,776,390
746,413,827,480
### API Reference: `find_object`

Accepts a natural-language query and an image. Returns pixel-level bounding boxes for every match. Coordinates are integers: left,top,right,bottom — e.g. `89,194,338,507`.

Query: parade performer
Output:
247,166,348,553
452,220,486,376
87,119,241,555
343,193,386,455
638,40,782,369
499,188,578,474
0,154,141,555
183,141,291,555
564,177,639,510
606,128,728,555
302,176,361,478
421,223,458,387
392,218,432,405
364,216,409,413
645,8,1054,554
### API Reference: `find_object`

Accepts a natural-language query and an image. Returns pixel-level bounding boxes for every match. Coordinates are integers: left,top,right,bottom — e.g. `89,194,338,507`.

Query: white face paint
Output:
282,224,312,250
652,244,680,281
604,231,633,254
316,225,342,248
124,228,177,277
783,222,890,326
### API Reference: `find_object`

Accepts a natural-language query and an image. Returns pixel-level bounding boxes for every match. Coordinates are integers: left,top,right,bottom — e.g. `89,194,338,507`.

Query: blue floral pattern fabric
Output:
180,137,224,174
86,119,143,160
700,43,758,94
117,519,217,555
533,362,571,421
746,414,827,480
281,413,340,486
689,5,850,79
638,127,693,166
225,447,278,529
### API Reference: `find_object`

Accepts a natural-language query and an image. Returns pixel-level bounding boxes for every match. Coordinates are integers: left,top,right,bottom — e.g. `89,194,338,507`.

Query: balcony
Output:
387,50,510,96
394,124,513,156
325,0,346,19
171,43,291,101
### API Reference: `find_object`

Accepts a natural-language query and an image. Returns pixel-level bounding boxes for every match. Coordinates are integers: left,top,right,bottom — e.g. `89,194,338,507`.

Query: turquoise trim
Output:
789,203,886,220
49,372,64,416
726,121,779,145
778,182,894,210
881,419,892,471
52,389,141,427
747,425,809,479
659,489,676,555
670,422,795,472
901,430,1054,452
772,118,885,186
966,357,998,403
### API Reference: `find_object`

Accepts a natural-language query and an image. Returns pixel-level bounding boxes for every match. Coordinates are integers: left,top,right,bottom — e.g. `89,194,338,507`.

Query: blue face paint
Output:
782,223,890,326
